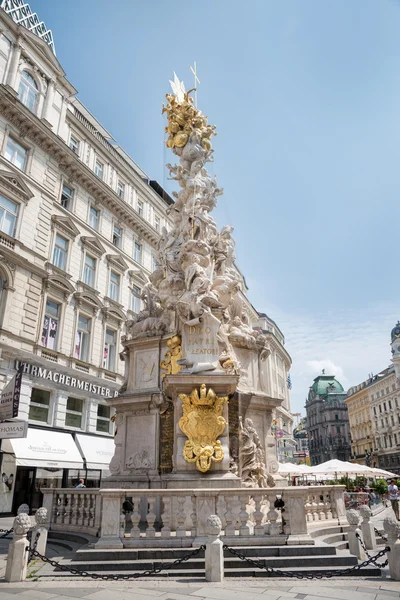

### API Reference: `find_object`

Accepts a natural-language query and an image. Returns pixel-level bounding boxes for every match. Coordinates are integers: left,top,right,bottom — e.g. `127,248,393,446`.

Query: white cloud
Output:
253,301,399,416
306,359,346,382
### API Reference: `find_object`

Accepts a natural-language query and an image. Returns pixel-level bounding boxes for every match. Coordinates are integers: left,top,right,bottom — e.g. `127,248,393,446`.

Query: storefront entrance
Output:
12,466,63,514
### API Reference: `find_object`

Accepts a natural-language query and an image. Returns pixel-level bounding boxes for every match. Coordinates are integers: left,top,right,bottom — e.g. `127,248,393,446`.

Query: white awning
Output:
4,427,84,469
75,434,114,470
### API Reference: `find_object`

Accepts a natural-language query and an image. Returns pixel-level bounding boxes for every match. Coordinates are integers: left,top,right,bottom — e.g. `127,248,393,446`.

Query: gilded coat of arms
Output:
178,383,228,473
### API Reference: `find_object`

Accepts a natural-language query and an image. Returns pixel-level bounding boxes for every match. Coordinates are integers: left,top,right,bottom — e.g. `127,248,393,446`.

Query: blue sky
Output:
32,0,400,413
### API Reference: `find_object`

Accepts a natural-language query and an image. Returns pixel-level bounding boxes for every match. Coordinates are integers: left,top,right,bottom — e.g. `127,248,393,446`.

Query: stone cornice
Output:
67,108,172,216
0,85,160,246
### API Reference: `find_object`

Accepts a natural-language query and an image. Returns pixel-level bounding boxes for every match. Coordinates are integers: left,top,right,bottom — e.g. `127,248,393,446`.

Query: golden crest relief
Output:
178,384,227,473
160,335,182,378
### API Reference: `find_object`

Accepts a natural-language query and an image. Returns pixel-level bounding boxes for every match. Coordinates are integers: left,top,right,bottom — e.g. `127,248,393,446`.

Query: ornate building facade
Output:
306,372,351,465
0,6,173,513
0,5,293,511
346,322,400,475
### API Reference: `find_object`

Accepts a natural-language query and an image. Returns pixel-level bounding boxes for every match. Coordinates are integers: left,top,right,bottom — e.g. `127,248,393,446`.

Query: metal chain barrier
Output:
355,531,388,567
27,531,41,564
223,544,390,580
0,527,13,539
26,544,206,580
374,527,388,542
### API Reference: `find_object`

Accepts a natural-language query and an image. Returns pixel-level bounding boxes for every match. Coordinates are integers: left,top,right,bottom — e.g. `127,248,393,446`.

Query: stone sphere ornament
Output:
206,514,222,536
35,507,48,527
17,503,30,515
346,509,360,527
359,505,372,522
13,513,31,536
383,515,400,541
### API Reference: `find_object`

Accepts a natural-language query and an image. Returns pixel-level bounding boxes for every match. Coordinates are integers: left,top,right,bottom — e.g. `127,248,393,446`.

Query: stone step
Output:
309,525,349,539
74,544,336,562
57,553,359,572
35,564,382,579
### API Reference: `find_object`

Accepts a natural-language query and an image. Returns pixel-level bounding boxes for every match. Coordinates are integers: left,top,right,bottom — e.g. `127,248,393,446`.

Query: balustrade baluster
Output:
311,495,319,521
305,493,313,522
54,493,61,525
161,497,172,538
146,496,156,538
323,492,332,520
64,493,72,525
253,493,264,536
130,498,141,538
175,496,186,537
238,494,250,536
317,494,326,520
224,495,236,536
78,494,85,526
190,495,197,537
267,494,280,536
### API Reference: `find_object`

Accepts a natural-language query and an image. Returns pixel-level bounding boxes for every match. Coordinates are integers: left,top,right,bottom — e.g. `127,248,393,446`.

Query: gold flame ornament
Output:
178,384,227,473
162,73,217,151
160,335,183,379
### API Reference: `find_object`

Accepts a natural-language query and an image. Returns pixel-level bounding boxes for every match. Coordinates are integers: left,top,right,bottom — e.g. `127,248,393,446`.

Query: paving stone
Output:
84,588,169,599
35,589,102,598
284,586,377,600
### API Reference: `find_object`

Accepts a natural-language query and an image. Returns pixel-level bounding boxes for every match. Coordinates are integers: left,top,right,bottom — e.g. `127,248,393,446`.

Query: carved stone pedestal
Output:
163,374,241,488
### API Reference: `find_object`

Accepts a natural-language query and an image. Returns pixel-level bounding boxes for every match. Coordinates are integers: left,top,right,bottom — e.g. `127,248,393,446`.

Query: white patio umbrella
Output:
369,467,398,479
278,463,313,475
309,459,373,477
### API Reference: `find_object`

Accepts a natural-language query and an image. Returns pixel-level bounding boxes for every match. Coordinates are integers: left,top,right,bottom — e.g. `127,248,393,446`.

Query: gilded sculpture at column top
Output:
178,383,228,473
160,335,182,378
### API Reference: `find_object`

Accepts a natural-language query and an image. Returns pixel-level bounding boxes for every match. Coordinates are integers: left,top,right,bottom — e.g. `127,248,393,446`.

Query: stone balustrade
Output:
42,485,346,547
42,488,102,537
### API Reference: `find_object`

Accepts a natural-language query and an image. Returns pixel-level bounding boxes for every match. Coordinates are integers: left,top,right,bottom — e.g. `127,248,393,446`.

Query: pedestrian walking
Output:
388,479,399,520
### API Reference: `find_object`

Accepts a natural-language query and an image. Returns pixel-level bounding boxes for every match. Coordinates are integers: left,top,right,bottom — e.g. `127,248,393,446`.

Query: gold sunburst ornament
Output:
178,384,227,473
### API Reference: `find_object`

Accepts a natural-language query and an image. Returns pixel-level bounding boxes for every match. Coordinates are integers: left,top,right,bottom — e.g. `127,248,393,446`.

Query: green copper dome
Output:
308,371,345,402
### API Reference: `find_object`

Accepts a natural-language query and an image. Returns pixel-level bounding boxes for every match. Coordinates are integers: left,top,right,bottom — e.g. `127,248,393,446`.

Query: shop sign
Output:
0,420,28,439
0,364,23,420
15,361,119,398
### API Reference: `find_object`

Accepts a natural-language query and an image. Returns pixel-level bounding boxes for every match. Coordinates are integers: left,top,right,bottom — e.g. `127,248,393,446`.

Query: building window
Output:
137,199,143,216
391,415,395,426
97,404,111,433
94,159,103,179
151,255,158,272
69,135,80,155
18,70,38,113
83,254,96,287
384,402,387,411
52,233,68,270
41,300,60,350
134,241,142,264
388,400,392,410
154,215,160,232
65,397,84,429
373,406,377,416
116,180,125,199
29,388,50,423
336,426,341,434
89,205,100,231
112,225,122,248
5,136,27,170
103,329,116,371
74,315,91,362
335,414,339,421
109,271,120,301
131,285,141,313
0,194,18,237
61,184,73,210
379,405,382,413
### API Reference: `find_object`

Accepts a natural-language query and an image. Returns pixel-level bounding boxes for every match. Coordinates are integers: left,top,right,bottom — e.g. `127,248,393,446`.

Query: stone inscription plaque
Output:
181,311,220,370
159,404,174,474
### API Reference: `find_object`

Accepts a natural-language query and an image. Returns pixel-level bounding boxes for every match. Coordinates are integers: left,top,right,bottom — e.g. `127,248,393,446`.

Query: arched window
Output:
18,70,39,113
